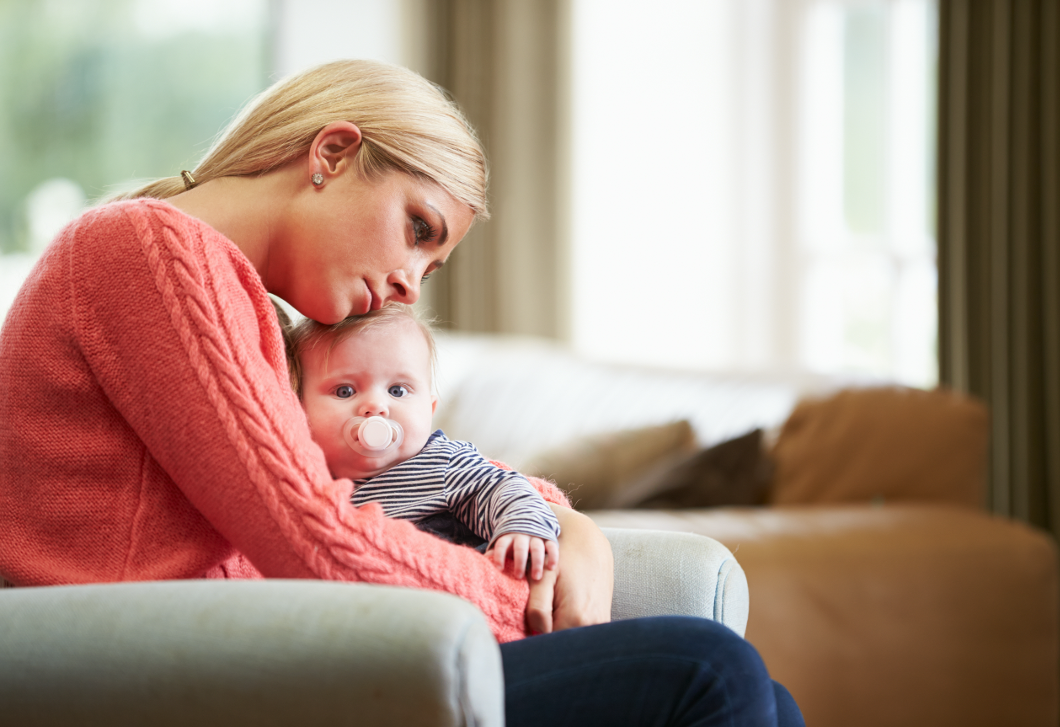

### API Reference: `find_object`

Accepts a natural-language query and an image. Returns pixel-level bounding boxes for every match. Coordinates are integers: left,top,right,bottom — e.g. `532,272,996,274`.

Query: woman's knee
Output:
644,616,770,681
501,617,780,727
772,680,806,727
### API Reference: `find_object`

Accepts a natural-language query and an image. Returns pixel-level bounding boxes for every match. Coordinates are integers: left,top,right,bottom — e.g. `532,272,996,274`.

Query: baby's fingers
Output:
528,538,546,581
490,535,513,571
511,534,530,577
544,539,560,571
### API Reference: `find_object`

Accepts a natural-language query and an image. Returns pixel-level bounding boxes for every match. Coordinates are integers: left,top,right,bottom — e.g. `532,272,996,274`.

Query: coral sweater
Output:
0,198,568,643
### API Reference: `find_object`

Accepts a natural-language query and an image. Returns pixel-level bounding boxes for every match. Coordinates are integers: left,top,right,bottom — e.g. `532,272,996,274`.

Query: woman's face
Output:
270,169,474,325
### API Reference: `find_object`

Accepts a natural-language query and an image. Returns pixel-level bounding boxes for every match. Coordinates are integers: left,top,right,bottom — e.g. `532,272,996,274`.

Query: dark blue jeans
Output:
500,616,804,727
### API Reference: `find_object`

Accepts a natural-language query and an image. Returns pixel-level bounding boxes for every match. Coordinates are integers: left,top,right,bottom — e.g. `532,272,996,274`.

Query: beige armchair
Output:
0,526,747,726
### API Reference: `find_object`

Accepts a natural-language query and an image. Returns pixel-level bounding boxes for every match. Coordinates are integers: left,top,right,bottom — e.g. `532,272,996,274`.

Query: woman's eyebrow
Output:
426,203,449,246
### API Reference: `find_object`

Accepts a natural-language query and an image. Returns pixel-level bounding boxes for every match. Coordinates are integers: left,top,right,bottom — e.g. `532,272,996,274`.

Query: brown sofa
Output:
435,333,1060,727
591,505,1056,726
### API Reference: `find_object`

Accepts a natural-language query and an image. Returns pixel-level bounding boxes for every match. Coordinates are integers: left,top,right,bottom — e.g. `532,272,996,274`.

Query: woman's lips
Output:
353,283,373,315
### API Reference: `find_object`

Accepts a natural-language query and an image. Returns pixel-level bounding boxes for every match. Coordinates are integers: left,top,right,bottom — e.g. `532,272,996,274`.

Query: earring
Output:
311,173,324,186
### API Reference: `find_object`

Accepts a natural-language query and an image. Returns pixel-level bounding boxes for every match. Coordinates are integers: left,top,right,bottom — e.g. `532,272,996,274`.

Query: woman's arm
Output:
526,503,613,634
68,202,533,642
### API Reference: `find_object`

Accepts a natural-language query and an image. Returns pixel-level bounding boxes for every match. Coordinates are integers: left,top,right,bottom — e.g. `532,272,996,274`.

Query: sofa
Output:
4,328,1056,726
431,332,1060,727
0,526,747,725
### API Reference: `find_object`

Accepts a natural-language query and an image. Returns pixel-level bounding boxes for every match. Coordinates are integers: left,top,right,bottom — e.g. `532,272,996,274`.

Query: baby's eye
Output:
335,385,354,399
388,385,409,398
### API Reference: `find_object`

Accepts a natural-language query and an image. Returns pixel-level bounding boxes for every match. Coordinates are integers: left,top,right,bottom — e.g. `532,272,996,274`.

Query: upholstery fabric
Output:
0,528,748,726
432,332,820,468
590,505,1059,727
601,526,748,636
636,428,773,509
0,581,505,727
521,420,697,509
770,386,989,507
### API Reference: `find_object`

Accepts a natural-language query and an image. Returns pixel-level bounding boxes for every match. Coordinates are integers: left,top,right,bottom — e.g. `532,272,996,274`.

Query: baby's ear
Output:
431,395,439,416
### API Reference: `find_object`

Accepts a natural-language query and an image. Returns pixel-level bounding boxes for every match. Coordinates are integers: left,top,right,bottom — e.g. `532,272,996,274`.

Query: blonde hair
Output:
115,60,489,218
285,304,437,398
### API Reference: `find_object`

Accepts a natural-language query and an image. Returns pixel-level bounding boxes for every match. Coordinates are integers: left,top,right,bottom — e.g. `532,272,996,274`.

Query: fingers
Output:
490,534,559,580
511,534,530,577
490,534,513,571
544,539,560,571
525,565,557,635
528,537,545,581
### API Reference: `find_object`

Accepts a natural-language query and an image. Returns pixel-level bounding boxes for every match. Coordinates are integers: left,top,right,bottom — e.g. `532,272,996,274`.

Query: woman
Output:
0,60,802,726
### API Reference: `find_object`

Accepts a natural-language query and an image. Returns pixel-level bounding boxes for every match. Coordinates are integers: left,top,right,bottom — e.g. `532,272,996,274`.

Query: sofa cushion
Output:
769,386,988,507
636,429,773,509
520,420,697,510
587,505,1059,727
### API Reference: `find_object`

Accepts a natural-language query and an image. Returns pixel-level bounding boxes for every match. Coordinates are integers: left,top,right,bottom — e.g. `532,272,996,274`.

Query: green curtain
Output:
938,0,1060,534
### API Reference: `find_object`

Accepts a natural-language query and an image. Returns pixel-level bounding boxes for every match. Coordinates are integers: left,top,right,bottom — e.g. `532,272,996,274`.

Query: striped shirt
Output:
352,431,561,546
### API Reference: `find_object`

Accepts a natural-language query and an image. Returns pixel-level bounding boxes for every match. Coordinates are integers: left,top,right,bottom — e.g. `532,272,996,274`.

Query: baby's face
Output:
299,317,437,480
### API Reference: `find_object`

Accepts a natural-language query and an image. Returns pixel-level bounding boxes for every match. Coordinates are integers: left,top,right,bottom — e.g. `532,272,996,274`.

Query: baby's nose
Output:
359,398,389,418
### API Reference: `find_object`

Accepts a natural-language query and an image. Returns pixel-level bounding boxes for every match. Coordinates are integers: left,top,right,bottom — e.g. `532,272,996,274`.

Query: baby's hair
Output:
283,304,437,398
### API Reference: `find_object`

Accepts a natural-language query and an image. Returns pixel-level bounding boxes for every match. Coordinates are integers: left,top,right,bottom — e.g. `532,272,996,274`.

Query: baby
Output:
282,304,560,581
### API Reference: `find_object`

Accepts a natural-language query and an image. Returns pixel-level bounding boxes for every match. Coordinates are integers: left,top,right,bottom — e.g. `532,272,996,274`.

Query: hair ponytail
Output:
114,60,489,219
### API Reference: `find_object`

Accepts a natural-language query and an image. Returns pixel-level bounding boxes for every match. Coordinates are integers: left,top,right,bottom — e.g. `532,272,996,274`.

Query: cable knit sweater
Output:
0,198,569,643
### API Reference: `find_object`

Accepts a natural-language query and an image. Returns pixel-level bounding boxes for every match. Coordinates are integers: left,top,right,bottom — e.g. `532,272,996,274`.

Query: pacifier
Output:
342,415,405,457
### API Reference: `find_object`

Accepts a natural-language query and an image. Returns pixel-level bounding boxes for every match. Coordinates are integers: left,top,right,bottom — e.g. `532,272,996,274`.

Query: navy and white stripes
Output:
352,430,561,546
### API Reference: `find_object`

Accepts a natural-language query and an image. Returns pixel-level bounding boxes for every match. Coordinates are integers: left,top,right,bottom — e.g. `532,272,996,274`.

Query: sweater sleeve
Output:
70,201,531,642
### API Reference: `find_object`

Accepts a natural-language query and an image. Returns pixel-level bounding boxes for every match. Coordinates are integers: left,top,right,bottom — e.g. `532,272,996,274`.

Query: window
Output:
0,0,270,320
569,0,938,386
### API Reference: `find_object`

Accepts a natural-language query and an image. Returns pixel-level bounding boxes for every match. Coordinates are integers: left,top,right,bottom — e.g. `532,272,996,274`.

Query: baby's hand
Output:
488,533,559,581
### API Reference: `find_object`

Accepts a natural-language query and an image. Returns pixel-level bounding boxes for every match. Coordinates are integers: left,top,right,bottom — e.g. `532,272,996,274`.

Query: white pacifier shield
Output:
359,416,393,451
342,415,404,457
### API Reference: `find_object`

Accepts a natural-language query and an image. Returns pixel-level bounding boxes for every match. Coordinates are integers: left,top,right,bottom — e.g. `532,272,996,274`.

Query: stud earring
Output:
311,173,324,186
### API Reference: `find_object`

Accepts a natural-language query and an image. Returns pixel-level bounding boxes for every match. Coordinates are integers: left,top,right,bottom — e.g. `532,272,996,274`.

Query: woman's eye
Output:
388,385,409,398
412,217,437,246
420,273,432,284
335,386,354,399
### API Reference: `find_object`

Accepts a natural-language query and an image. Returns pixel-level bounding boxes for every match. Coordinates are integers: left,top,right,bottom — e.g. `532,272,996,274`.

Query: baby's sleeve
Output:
444,443,562,547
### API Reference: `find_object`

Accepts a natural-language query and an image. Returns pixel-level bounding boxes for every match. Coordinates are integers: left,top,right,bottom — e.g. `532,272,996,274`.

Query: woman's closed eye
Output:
335,385,354,399
388,384,409,398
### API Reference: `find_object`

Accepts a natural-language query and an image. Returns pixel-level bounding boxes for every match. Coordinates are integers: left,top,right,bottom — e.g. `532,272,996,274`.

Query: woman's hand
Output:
525,504,613,634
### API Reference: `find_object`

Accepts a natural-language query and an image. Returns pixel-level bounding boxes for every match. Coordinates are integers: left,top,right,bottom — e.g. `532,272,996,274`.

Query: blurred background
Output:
0,0,938,387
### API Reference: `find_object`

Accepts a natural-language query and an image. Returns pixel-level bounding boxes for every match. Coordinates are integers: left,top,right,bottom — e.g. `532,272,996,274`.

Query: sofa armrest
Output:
0,580,503,727
600,526,749,636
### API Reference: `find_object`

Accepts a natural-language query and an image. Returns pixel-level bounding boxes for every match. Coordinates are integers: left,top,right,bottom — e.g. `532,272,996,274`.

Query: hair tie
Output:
180,170,198,190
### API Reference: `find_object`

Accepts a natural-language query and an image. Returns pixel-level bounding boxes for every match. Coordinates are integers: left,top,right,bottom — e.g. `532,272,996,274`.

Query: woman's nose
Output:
385,269,420,305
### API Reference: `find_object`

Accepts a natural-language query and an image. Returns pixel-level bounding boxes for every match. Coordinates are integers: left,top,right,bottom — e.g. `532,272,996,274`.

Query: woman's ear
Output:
309,121,363,182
